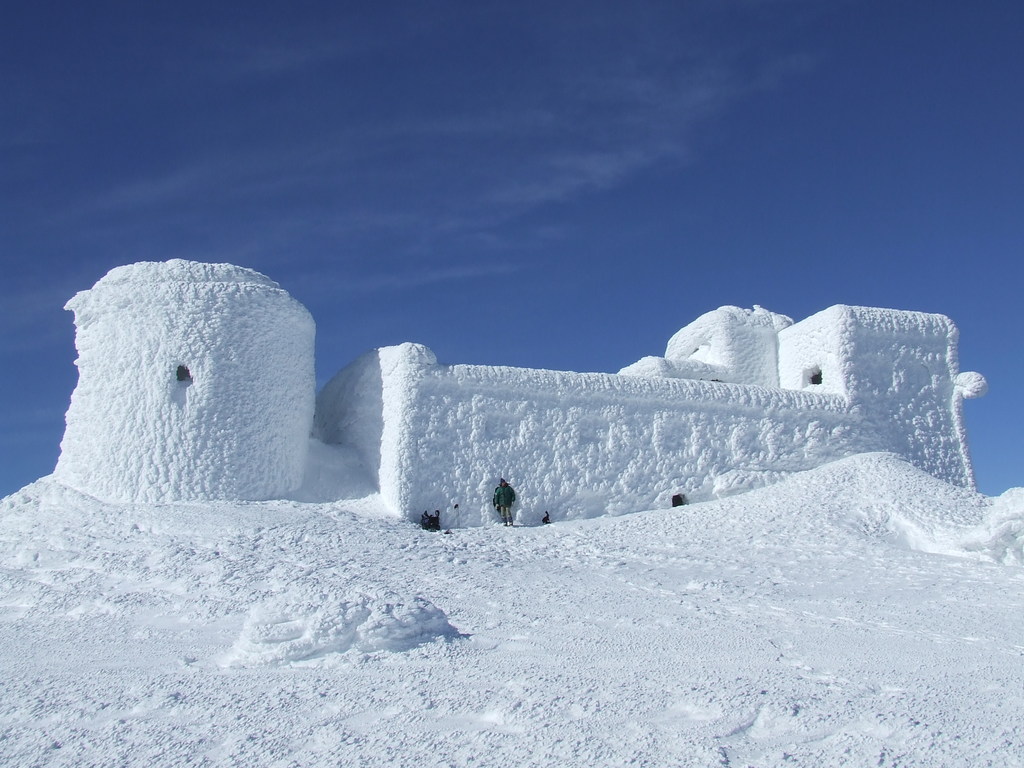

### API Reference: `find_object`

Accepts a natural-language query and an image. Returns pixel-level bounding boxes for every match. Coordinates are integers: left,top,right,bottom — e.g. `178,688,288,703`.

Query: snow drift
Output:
2,453,1023,767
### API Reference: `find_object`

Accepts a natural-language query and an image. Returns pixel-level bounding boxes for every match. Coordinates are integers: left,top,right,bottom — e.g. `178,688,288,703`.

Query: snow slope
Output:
2,453,1023,767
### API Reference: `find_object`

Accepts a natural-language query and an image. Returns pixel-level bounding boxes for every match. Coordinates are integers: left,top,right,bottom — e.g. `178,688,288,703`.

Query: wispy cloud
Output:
194,6,442,80
34,3,820,291
84,165,223,213
486,146,676,207
286,260,521,302
207,37,359,79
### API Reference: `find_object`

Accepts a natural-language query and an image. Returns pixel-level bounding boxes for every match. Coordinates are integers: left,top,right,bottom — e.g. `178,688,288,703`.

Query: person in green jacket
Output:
492,478,516,526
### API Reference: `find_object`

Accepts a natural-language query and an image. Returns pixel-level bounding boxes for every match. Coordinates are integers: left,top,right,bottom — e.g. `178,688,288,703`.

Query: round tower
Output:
54,259,315,503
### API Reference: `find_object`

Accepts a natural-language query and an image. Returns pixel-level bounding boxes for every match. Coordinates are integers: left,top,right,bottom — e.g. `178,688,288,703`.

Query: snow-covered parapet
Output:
621,305,792,386
54,260,315,503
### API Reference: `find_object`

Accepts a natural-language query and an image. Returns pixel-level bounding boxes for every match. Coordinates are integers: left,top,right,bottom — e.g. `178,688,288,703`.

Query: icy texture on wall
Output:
315,344,436,513
621,306,792,385
779,305,980,487
48,257,985,521
322,346,861,524
54,260,315,503
319,304,985,525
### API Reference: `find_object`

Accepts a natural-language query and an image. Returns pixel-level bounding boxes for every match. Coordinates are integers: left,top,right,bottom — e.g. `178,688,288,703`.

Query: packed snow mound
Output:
773,451,989,540
0,478,458,666
222,586,458,668
957,487,1024,564
734,452,1024,566
604,453,994,560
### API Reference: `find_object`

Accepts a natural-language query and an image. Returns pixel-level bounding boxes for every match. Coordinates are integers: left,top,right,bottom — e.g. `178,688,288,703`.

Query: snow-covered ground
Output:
2,452,1023,767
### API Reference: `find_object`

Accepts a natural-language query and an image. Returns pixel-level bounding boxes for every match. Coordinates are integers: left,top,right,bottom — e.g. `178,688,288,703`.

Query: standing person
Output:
492,478,516,526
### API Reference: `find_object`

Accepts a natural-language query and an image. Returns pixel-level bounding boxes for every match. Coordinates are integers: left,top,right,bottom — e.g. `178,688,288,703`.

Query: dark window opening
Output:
176,365,192,383
671,493,687,507
809,368,823,386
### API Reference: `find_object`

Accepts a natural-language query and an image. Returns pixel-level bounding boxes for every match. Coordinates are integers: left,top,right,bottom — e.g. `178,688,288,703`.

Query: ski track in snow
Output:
2,455,1024,767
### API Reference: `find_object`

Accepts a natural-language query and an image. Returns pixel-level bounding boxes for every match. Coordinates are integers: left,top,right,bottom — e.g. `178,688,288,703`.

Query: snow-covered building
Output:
54,260,315,503
53,260,987,524
318,305,986,525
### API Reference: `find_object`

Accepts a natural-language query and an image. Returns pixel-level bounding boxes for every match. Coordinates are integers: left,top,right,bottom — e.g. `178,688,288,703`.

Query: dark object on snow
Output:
420,510,441,531
671,493,687,507
541,511,551,524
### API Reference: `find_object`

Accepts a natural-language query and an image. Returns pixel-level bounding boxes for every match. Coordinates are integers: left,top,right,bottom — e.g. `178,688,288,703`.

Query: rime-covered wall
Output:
778,305,981,487
840,306,974,487
400,362,871,525
315,344,436,513
318,344,871,525
55,260,316,503
318,303,985,525
777,305,852,396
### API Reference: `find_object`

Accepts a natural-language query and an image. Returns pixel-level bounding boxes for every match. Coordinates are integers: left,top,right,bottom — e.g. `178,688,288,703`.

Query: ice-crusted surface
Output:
777,304,852,395
1,455,1023,767
838,305,976,488
83,259,282,289
47,260,985,517
223,586,458,667
321,344,883,524
661,305,792,387
320,313,982,523
316,344,437,512
315,350,387,482
618,354,722,380
959,487,1024,564
54,260,316,503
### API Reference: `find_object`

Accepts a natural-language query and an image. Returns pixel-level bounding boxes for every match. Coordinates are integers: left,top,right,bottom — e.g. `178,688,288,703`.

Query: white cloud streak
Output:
38,4,820,289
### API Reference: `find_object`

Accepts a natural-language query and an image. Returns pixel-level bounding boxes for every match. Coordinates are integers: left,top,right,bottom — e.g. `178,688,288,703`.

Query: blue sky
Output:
2,1,1021,497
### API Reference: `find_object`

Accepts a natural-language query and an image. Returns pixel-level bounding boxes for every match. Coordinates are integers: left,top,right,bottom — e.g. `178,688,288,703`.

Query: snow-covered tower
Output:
54,260,316,503
777,305,987,488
